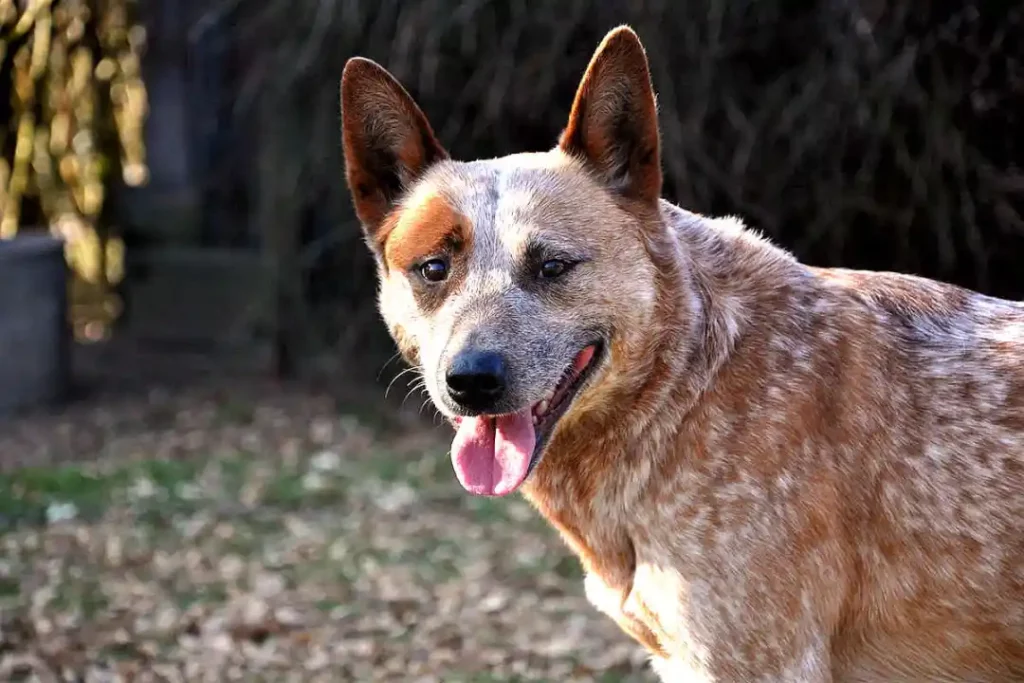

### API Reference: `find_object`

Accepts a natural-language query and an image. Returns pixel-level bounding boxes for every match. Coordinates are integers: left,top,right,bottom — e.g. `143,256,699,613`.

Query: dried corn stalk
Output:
0,0,148,340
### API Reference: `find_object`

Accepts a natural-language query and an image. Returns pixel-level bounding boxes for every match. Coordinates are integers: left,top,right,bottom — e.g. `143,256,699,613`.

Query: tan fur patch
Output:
382,191,469,273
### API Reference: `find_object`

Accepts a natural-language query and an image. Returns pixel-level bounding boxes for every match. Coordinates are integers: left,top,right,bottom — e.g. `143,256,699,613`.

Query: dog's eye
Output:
419,259,449,283
538,259,571,280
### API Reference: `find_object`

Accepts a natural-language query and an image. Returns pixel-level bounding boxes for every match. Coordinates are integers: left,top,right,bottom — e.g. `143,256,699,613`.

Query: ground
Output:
0,376,655,682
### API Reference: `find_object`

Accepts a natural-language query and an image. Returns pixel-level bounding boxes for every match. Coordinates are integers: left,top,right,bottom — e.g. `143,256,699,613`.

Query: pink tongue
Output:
451,411,536,496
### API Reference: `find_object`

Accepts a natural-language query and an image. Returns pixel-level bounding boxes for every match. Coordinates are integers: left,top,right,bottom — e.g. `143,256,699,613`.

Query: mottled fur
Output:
340,26,1024,682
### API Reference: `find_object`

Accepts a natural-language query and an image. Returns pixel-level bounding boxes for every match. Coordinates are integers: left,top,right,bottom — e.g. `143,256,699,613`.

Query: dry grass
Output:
0,382,653,682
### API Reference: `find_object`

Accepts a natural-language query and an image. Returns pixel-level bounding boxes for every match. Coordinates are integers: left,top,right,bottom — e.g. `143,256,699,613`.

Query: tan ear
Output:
340,57,448,244
558,26,661,203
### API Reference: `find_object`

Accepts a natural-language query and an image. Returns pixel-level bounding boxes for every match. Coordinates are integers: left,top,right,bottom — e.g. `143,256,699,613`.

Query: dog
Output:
339,25,1024,682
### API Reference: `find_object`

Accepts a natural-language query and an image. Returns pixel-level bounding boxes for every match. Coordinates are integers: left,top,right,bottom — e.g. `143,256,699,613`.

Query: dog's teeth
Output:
536,400,549,416
544,390,555,402
532,414,539,424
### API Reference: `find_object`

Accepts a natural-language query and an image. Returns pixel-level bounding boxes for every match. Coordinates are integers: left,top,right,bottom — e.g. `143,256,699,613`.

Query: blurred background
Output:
0,1,1021,681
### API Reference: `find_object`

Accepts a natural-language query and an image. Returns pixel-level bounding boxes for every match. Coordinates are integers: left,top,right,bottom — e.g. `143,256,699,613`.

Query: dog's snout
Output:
446,349,508,412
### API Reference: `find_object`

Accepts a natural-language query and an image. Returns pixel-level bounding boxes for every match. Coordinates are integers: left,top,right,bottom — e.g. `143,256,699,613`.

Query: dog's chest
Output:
585,556,691,638
584,563,714,677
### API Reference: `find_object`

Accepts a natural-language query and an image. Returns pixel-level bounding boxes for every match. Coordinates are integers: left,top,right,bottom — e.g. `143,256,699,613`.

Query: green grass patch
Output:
0,576,20,598
136,458,201,494
313,597,343,613
358,449,410,482
462,495,517,523
0,464,125,529
172,581,229,609
0,457,204,532
213,398,256,425
261,471,310,509
216,453,252,498
49,575,110,619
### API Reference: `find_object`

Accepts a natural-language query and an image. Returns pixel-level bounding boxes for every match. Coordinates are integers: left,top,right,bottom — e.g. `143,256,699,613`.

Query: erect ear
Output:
341,57,449,243
558,26,661,203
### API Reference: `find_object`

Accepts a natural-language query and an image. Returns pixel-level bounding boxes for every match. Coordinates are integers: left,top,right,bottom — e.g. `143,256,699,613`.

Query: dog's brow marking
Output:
383,191,469,272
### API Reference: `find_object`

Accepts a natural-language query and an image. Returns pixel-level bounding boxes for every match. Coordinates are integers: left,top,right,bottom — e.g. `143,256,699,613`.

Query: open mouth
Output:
449,341,604,497
527,342,603,461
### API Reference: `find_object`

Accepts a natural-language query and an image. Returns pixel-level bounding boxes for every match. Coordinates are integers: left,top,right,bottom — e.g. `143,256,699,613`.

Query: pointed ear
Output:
558,26,661,203
341,57,449,242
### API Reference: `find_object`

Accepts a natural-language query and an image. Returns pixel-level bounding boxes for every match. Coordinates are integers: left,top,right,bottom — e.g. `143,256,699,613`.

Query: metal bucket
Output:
0,233,71,415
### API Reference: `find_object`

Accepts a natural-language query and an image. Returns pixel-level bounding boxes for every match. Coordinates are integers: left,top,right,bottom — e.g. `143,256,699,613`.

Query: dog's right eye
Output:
538,258,576,280
418,259,449,283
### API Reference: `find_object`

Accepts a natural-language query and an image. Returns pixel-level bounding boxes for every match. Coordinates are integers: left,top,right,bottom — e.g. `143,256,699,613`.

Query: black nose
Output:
446,349,507,411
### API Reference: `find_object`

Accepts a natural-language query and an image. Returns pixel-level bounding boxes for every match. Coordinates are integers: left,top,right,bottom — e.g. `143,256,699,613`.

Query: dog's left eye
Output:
538,259,571,280
419,259,449,283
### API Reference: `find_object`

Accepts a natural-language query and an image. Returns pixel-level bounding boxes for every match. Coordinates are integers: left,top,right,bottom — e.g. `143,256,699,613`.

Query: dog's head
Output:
341,27,668,496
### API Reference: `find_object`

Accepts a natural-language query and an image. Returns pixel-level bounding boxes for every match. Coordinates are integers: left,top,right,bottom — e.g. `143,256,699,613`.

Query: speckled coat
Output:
340,25,1024,682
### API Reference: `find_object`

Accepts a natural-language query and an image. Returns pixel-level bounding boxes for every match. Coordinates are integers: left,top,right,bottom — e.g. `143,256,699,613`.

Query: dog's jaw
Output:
448,342,605,496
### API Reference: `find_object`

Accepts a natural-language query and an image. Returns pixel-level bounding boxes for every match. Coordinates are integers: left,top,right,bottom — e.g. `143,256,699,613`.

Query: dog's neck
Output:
521,200,806,589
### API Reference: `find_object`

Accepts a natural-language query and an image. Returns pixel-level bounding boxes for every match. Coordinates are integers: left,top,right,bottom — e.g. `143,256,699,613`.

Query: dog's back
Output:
818,272,1024,680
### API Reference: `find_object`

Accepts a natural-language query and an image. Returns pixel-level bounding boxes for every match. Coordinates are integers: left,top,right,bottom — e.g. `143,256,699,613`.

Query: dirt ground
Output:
0,346,655,682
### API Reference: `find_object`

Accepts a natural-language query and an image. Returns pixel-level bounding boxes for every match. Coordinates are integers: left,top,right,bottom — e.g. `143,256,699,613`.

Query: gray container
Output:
0,233,71,415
